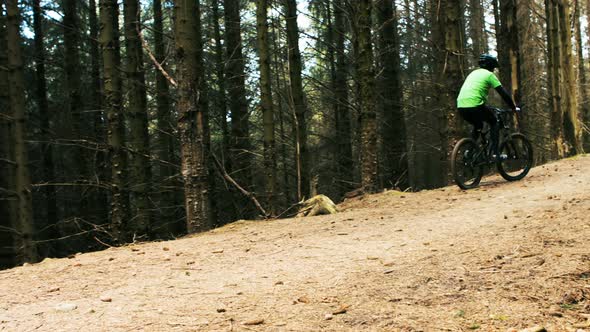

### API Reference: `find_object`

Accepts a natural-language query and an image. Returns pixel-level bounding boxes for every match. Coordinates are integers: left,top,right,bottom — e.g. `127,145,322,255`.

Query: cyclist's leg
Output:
458,107,484,140
481,106,500,156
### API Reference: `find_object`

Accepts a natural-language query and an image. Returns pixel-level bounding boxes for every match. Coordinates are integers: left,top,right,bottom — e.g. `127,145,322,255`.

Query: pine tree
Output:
376,0,407,190
284,0,311,199
63,0,90,219
333,0,353,195
224,0,252,202
174,0,213,232
88,0,109,228
124,0,152,235
33,0,59,248
353,0,378,192
257,0,277,213
99,0,130,241
431,0,465,185
6,0,39,263
0,0,16,268
153,0,177,235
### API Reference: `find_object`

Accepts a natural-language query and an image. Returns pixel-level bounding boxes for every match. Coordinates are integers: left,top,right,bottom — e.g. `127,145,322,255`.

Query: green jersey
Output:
457,68,502,108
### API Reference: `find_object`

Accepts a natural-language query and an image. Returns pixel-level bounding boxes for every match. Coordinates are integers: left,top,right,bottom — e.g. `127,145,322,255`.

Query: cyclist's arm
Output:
494,85,517,110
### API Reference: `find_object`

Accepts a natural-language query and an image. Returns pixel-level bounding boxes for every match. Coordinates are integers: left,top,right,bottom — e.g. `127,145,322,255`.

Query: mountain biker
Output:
457,54,520,161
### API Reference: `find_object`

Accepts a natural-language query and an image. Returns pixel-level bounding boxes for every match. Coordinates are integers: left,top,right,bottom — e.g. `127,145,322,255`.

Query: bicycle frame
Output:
467,108,520,167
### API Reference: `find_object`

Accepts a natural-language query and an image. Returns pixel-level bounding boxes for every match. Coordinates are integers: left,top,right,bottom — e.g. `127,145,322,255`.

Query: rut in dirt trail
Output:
1,156,590,331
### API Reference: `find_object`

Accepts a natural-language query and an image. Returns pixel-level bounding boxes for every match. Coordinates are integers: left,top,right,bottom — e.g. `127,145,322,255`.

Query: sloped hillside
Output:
1,156,589,331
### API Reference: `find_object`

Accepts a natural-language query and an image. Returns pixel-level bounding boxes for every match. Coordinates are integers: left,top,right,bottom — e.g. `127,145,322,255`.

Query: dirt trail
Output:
1,156,590,332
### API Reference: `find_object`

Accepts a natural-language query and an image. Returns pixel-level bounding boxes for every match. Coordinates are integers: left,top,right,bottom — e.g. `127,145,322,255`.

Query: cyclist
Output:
457,54,519,161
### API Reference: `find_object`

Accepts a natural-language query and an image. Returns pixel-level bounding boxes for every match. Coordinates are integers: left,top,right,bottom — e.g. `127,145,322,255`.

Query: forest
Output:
0,0,588,269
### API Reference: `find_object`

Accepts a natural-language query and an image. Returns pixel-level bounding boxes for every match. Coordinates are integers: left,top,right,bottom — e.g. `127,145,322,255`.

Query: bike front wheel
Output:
452,138,484,190
497,133,533,181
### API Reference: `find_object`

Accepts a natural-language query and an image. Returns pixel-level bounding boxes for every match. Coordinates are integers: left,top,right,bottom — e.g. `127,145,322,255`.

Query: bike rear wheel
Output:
497,133,533,181
452,138,484,190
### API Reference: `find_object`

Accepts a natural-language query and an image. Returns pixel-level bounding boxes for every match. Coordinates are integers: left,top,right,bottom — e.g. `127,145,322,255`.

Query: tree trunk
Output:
468,0,487,58
586,0,590,151
99,0,129,242
546,0,583,157
376,0,407,190
333,0,353,196
63,0,90,218
574,0,588,151
498,0,521,103
33,0,59,251
224,0,252,202
557,1,582,155
174,0,213,233
88,0,109,232
211,0,230,169
432,0,465,186
124,0,152,236
284,0,310,200
352,0,378,192
492,0,500,44
257,0,277,214
546,0,562,158
6,0,38,263
271,13,293,206
153,0,177,235
0,0,17,268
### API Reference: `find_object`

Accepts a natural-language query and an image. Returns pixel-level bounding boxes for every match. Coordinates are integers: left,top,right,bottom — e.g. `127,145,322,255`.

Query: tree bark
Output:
89,0,109,230
333,0,353,196
33,0,59,250
546,0,562,158
124,0,152,236
153,0,177,235
376,0,407,190
6,0,39,263
63,0,90,217
0,0,17,268
211,0,230,168
546,0,583,157
352,0,378,192
585,0,590,151
432,0,465,186
224,0,252,200
99,0,130,242
174,0,213,233
498,0,521,103
468,0,487,57
257,0,277,214
574,0,588,152
284,0,310,200
492,0,501,45
557,1,582,155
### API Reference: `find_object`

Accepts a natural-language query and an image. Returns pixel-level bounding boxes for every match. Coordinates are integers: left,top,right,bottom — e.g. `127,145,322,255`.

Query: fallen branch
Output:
275,201,304,219
212,154,268,218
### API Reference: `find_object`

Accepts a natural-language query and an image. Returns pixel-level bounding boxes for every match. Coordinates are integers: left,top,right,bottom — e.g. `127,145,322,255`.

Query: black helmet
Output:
478,54,499,69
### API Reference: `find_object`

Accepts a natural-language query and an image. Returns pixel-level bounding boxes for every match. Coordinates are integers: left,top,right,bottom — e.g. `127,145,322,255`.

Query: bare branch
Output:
212,154,269,218
138,23,177,87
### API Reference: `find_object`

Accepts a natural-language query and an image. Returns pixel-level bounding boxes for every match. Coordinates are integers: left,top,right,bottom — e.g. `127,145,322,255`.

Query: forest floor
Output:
1,156,590,332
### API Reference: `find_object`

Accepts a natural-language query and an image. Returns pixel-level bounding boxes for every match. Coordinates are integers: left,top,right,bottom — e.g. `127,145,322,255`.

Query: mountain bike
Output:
451,107,533,190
